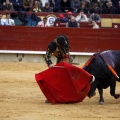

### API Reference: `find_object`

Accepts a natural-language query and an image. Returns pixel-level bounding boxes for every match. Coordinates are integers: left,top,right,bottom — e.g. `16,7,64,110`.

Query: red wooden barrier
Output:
0,26,120,52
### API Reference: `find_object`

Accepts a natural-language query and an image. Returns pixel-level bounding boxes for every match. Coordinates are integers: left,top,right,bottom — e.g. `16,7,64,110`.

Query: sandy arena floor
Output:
0,62,120,120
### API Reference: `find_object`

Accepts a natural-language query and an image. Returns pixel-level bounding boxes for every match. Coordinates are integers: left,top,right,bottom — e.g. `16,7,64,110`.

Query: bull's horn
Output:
89,75,95,84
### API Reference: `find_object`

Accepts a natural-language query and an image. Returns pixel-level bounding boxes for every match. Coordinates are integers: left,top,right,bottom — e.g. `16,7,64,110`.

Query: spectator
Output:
102,1,116,14
66,16,79,28
25,13,41,26
41,2,53,12
80,0,91,10
34,0,43,8
0,0,3,10
17,11,27,25
92,20,99,29
60,0,72,13
2,0,14,11
0,13,3,25
89,11,101,23
1,12,15,26
116,1,120,14
32,0,41,12
71,0,80,13
23,0,33,11
11,0,22,11
55,13,69,23
90,2,102,14
37,17,50,27
49,0,54,8
111,0,119,7
66,11,73,20
76,10,88,22
77,2,89,13
91,0,102,8
49,0,61,12
10,12,23,26
102,0,111,8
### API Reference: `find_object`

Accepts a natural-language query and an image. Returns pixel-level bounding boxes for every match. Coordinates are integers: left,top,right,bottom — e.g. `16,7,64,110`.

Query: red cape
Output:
35,62,93,103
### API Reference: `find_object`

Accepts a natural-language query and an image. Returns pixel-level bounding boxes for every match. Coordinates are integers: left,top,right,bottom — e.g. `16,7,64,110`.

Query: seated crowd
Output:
0,0,119,14
0,9,101,28
0,0,119,28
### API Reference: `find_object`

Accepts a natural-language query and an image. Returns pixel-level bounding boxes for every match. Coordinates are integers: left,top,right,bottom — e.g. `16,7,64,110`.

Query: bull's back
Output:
100,50,120,81
84,53,112,88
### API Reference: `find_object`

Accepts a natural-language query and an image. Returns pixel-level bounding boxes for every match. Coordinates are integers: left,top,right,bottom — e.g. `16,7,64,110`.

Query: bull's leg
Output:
88,82,97,98
98,88,104,105
110,77,120,99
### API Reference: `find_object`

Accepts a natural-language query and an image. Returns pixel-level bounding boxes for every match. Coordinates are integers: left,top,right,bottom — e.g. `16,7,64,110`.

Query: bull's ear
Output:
89,75,95,84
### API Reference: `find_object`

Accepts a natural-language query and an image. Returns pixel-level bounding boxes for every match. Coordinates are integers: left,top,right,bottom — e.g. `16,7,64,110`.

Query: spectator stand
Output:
0,11,120,28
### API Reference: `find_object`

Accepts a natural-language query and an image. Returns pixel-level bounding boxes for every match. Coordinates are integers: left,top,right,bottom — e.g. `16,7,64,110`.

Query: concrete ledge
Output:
0,50,46,54
0,50,94,56
0,50,94,64
70,52,94,56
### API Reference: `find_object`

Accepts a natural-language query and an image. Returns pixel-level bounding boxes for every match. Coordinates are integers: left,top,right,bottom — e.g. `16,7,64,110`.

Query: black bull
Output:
83,50,120,104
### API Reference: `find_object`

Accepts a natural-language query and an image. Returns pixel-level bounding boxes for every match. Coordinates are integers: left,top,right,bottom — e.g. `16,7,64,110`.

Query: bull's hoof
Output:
99,101,104,105
88,92,96,98
114,94,120,99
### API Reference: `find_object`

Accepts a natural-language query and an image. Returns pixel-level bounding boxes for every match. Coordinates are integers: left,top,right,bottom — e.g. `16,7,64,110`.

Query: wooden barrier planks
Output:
0,26,120,52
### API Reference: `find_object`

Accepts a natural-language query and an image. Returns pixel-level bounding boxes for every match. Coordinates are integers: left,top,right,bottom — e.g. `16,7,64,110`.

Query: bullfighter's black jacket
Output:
45,34,70,66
